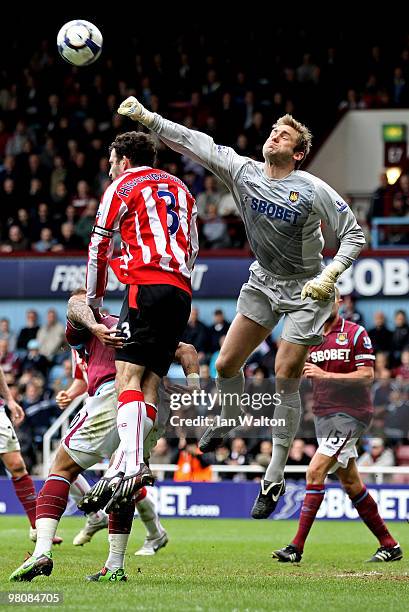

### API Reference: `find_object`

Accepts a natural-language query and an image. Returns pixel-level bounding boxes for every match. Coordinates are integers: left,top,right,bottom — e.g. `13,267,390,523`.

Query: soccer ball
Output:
57,20,102,66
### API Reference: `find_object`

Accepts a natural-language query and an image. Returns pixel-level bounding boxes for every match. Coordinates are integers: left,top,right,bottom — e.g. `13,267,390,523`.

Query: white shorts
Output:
315,413,367,473
0,409,21,454
61,381,161,470
62,381,119,470
237,262,333,345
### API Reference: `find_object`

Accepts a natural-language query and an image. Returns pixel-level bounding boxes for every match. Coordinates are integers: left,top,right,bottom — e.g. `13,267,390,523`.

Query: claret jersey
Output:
308,317,375,423
65,315,117,396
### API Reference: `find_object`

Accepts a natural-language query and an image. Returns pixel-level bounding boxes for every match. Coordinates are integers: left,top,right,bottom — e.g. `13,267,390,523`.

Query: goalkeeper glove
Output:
301,261,346,301
117,96,155,128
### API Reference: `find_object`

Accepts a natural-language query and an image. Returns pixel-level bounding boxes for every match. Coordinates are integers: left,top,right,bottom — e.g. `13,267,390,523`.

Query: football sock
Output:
106,500,135,570
351,487,397,548
34,474,70,556
12,473,37,529
104,442,127,478
69,474,106,522
117,390,154,477
135,487,163,538
214,370,245,433
292,484,325,553
265,391,301,482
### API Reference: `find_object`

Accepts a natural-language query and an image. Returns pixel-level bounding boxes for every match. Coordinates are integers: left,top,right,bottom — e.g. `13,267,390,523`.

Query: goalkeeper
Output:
117,96,365,519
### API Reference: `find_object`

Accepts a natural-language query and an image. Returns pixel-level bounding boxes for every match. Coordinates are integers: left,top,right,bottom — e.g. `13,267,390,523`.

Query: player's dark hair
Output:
109,131,157,167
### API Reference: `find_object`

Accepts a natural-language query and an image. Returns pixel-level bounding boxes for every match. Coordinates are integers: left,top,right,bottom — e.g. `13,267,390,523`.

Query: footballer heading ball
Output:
57,19,102,66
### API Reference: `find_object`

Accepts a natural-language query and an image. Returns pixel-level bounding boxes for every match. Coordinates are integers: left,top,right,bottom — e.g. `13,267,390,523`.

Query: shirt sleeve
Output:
71,349,86,381
86,181,127,308
312,180,366,269
353,326,375,368
150,114,247,189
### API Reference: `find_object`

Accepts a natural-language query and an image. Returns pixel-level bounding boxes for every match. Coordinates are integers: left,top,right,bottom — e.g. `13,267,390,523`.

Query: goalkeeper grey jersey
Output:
151,115,365,278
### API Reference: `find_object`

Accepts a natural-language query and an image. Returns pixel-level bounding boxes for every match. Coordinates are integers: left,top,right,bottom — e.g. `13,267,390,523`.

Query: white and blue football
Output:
57,20,102,66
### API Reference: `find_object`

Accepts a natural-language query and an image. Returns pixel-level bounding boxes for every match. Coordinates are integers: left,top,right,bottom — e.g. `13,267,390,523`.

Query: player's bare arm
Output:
303,362,374,384
67,294,124,348
0,367,24,426
55,378,88,410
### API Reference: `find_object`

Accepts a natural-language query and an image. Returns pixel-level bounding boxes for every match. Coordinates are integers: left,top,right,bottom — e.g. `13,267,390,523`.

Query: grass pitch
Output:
1,516,408,611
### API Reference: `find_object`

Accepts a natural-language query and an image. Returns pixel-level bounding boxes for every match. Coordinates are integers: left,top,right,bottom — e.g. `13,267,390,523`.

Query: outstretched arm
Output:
67,295,124,348
117,96,245,189
0,368,24,426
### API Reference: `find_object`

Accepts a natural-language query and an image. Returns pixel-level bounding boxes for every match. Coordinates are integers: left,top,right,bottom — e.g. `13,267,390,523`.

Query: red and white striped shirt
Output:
86,166,198,307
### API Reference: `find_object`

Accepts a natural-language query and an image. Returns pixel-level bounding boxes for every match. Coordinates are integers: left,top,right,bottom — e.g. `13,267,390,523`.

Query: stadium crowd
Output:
1,26,409,252
1,301,408,481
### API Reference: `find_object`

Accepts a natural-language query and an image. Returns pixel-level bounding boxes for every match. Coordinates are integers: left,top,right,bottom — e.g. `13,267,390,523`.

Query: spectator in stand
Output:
74,199,98,247
213,443,230,479
201,203,231,249
245,111,268,155
32,203,56,241
0,318,17,351
339,294,364,325
58,222,84,251
48,358,73,394
384,384,409,441
174,437,213,482
367,172,393,221
195,175,223,219
368,311,393,354
49,156,67,200
374,351,391,378
32,227,61,253
5,120,31,157
50,181,69,209
338,88,366,111
0,225,30,253
71,179,92,211
226,438,249,482
182,307,209,360
357,438,395,483
391,67,409,106
208,309,230,353
254,440,273,471
16,310,39,350
0,338,20,377
20,339,49,378
391,310,409,365
1,178,19,227
393,347,409,380
286,439,312,481
36,309,66,361
13,208,31,239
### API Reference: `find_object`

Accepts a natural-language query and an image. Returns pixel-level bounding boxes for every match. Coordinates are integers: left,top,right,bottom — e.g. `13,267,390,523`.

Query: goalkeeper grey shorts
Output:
237,262,334,345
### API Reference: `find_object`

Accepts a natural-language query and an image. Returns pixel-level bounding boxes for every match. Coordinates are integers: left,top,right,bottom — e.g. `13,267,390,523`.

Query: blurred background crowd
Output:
1,23,409,252
1,301,408,481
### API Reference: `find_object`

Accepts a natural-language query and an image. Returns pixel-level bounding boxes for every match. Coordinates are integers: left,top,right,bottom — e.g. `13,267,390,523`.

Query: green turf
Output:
1,516,408,611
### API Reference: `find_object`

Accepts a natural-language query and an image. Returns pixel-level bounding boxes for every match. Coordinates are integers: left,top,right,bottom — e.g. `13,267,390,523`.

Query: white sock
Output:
33,518,58,557
70,475,105,522
104,443,127,478
105,534,129,570
117,391,153,477
136,494,163,539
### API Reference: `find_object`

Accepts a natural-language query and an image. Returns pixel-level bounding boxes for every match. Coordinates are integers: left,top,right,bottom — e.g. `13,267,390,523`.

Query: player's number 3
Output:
157,190,180,236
